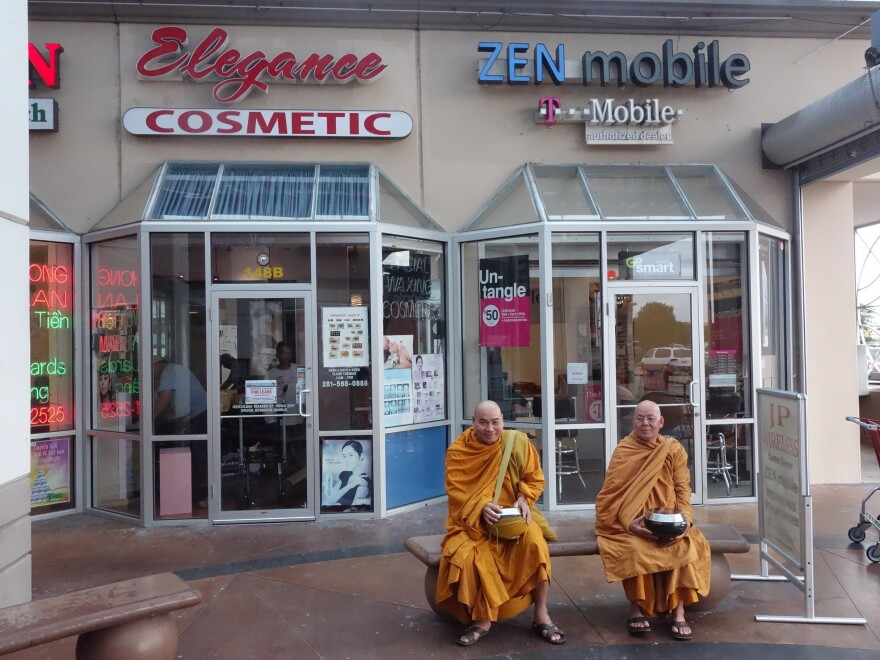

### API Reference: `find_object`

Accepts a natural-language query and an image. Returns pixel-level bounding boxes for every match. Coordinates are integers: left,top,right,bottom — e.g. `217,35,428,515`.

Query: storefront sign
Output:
478,39,750,89
29,99,58,132
622,251,683,279
536,97,682,145
29,42,63,88
757,389,807,565
123,108,412,138
29,43,63,132
323,307,369,368
479,255,531,347
136,26,387,102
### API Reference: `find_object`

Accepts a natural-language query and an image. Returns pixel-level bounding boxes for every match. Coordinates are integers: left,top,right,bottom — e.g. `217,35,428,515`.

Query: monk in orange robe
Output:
435,400,564,647
595,400,711,641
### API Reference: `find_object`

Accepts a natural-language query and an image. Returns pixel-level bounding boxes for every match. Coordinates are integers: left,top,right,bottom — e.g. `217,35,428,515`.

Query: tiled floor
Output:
7,478,880,659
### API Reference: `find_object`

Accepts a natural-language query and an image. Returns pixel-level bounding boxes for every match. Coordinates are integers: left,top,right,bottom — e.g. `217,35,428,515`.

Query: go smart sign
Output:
477,39,750,89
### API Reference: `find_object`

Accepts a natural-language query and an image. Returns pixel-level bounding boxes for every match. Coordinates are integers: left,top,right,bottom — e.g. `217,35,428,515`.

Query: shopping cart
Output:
843,416,880,562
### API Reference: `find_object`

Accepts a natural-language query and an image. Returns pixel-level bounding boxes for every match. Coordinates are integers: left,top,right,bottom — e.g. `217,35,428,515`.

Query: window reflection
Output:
316,234,372,430
382,237,447,427
461,236,540,421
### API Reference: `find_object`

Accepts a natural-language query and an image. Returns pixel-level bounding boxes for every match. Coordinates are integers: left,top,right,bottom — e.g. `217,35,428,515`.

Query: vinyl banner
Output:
479,255,531,347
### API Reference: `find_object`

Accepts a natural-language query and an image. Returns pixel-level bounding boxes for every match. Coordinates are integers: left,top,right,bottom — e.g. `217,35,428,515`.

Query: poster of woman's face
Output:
320,438,373,512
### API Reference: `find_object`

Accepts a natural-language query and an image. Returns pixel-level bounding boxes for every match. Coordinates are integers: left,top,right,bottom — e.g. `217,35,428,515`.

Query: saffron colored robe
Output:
595,434,710,615
436,429,557,624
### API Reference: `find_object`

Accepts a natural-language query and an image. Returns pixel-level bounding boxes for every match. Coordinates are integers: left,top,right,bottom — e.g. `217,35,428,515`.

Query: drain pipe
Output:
791,170,806,396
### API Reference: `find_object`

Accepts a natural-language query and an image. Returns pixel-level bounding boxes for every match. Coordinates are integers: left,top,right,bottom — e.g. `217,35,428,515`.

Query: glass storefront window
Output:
461,236,540,421
316,233,372,430
151,234,207,437
210,233,311,283
704,232,751,417
381,236,446,427
759,235,789,389
550,234,602,425
316,165,370,219
92,436,140,516
704,232,753,499
29,241,75,433
607,232,695,281
91,237,141,433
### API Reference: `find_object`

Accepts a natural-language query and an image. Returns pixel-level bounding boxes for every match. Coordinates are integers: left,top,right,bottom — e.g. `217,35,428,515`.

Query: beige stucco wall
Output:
802,181,861,483
26,20,873,486
28,23,869,233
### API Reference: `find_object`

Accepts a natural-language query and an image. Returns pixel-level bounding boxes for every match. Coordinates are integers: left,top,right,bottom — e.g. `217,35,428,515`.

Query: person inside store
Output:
324,439,372,508
219,353,245,391
265,341,306,467
435,400,565,647
594,400,711,641
152,358,208,435
383,335,412,369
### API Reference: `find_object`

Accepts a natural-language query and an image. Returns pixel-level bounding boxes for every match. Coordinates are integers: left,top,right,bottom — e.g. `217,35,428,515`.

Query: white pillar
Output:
0,0,33,607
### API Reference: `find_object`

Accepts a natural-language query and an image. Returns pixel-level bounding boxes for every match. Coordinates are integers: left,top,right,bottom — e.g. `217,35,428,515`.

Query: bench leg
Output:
75,613,178,660
686,553,731,612
424,566,457,623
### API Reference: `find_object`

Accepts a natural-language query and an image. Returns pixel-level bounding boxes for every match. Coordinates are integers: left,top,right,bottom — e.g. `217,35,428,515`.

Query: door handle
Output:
689,380,700,413
298,389,311,417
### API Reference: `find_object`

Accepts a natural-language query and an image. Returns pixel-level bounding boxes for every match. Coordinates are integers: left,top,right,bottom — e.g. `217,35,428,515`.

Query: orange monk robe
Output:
436,429,557,624
595,434,711,616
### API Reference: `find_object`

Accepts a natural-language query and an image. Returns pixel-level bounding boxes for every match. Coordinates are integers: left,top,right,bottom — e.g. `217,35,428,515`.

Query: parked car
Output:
640,345,693,370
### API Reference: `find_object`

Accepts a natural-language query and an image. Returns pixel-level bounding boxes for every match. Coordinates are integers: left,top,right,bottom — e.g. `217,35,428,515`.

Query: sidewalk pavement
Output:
6,483,880,659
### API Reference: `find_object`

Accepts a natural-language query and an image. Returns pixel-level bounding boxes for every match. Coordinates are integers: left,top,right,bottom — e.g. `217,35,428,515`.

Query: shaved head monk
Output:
435,400,565,647
595,400,711,641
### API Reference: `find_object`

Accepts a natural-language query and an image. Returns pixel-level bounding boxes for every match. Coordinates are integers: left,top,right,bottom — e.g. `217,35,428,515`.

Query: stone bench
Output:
0,572,201,660
404,523,750,618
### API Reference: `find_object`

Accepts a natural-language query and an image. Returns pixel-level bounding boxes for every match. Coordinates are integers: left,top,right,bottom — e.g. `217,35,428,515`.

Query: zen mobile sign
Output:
123,108,412,138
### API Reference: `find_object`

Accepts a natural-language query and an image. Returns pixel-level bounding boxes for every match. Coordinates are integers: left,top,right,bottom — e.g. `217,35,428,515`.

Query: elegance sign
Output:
123,107,412,138
136,26,387,103
536,97,683,145
478,39,749,89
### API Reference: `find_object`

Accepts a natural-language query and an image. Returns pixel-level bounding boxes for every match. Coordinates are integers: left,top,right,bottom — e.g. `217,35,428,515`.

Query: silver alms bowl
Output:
644,508,688,538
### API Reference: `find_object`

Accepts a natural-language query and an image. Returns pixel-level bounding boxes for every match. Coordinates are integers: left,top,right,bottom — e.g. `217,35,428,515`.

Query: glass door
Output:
609,286,703,502
210,291,314,521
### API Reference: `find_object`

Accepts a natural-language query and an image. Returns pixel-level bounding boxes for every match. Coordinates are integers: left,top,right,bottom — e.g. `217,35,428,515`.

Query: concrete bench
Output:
404,523,749,618
0,572,201,660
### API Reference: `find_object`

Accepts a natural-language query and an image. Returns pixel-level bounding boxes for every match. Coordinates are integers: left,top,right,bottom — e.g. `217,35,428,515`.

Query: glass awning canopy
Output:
461,163,781,230
93,162,443,231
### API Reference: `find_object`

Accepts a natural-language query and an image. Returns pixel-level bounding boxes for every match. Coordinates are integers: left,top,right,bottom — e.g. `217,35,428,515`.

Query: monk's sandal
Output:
456,625,490,646
532,622,565,645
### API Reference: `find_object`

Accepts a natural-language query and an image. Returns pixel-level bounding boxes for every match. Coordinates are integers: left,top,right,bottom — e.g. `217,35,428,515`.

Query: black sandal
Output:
532,622,566,645
626,615,652,635
456,625,490,646
670,619,693,641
